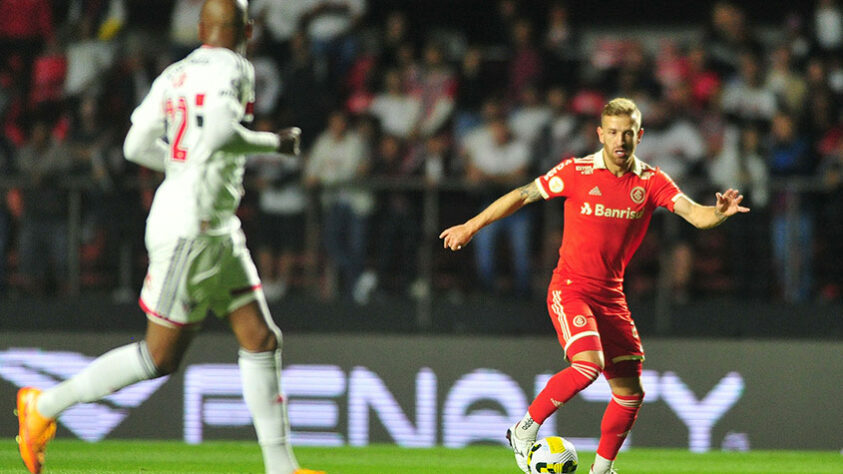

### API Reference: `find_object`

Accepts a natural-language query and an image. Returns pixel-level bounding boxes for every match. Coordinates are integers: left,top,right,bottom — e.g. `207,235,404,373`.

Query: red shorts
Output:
546,272,644,379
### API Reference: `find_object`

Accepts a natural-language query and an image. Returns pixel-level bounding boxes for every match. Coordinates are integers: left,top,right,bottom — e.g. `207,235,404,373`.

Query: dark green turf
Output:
1,439,840,473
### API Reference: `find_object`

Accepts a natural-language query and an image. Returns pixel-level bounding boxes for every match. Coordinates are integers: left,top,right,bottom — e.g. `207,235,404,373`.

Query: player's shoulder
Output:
632,157,675,183
545,152,597,177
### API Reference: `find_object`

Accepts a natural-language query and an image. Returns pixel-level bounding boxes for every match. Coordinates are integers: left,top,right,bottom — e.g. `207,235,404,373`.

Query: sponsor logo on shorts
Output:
572,315,587,327
630,186,646,204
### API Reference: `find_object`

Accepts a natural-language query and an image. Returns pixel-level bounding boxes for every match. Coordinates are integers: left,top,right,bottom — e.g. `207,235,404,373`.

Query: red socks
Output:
528,360,602,424
596,393,644,460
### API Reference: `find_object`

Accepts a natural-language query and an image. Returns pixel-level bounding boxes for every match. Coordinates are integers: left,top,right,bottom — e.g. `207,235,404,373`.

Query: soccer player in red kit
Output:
440,98,749,474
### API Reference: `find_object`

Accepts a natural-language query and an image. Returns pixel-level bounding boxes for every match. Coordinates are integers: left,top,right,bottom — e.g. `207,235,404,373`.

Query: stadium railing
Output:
0,175,836,334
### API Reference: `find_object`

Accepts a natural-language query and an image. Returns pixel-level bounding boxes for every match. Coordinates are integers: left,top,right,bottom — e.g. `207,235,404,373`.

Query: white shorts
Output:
139,229,262,328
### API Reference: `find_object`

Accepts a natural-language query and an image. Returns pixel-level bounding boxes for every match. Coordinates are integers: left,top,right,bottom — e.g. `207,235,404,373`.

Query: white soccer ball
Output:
527,436,578,473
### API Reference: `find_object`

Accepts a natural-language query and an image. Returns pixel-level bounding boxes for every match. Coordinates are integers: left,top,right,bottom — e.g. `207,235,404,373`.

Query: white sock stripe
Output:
612,395,644,407
571,361,601,380
136,341,160,378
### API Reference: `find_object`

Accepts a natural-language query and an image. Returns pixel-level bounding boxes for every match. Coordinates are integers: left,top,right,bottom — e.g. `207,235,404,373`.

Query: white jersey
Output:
123,46,280,245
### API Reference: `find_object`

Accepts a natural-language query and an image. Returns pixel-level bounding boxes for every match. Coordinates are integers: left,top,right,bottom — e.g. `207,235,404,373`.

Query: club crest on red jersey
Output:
630,186,646,204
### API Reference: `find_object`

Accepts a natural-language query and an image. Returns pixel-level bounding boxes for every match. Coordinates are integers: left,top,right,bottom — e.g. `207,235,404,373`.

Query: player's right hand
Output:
439,224,472,251
278,127,301,155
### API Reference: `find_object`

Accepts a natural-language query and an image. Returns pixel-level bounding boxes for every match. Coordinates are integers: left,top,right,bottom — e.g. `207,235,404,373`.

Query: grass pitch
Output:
0,439,840,473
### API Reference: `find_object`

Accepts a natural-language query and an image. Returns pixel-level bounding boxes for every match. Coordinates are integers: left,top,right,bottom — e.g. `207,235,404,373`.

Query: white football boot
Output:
506,421,535,473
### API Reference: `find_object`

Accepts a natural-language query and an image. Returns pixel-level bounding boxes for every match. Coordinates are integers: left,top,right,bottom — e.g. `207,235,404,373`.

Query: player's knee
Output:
570,350,605,372
249,324,280,352
151,354,183,376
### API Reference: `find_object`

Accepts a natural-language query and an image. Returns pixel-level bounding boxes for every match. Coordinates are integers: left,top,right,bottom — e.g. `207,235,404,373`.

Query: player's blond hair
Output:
602,98,642,128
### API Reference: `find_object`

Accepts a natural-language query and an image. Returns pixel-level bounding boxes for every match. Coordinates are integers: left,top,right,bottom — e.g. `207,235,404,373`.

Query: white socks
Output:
238,348,298,474
37,341,160,419
591,454,615,473
515,412,540,440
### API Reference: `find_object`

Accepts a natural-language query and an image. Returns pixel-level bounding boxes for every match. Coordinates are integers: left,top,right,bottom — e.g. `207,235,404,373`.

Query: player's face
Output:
597,114,643,167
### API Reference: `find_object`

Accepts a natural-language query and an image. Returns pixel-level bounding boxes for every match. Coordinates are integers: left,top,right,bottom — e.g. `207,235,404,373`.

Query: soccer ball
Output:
527,436,578,473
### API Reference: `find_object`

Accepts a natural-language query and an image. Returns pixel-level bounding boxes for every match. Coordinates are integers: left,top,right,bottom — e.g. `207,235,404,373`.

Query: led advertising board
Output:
1,333,839,451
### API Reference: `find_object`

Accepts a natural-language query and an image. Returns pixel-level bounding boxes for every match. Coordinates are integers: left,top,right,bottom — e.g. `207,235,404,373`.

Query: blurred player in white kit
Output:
15,1,322,473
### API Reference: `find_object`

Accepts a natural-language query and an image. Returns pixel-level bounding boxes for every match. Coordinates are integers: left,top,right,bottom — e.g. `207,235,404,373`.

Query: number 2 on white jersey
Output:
165,97,189,161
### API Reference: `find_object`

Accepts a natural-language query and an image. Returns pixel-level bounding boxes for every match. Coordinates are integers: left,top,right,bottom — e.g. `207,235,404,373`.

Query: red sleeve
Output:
650,167,684,212
534,157,576,200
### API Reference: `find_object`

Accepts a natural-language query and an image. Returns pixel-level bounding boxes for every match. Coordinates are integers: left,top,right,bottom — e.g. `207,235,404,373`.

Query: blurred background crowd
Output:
0,0,841,327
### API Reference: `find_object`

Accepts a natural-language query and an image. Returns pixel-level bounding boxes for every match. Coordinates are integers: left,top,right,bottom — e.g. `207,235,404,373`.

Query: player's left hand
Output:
715,188,750,218
278,127,301,155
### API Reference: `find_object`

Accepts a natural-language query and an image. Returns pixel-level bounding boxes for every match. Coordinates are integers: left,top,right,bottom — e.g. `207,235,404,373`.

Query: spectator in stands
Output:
66,94,119,278
485,0,520,49
169,0,203,59
305,110,374,304
703,1,762,77
301,0,367,84
802,58,839,144
609,40,660,100
371,134,420,294
462,115,532,296
14,119,73,294
543,1,579,81
507,18,543,105
635,100,707,302
367,68,421,140
64,0,126,42
249,116,307,302
249,0,308,65
281,31,332,149
407,40,457,141
0,0,54,100
249,39,282,117
685,45,722,112
765,44,808,118
454,45,497,141
814,0,843,57
379,10,410,70
542,85,578,169
721,51,777,124
709,124,770,296
63,16,117,100
509,83,552,170
768,112,816,302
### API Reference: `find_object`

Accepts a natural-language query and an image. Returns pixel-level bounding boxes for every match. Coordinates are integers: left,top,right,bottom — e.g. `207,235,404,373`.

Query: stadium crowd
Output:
0,0,841,307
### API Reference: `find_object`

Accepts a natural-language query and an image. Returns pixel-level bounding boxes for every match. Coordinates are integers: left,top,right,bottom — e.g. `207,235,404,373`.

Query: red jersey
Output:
535,151,684,286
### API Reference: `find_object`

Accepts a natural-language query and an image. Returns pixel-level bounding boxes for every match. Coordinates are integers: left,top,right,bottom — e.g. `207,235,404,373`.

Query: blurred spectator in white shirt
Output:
368,68,421,139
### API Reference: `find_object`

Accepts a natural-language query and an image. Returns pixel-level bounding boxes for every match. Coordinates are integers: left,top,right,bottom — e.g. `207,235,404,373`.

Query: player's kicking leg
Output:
228,298,323,474
14,320,185,473
506,350,603,472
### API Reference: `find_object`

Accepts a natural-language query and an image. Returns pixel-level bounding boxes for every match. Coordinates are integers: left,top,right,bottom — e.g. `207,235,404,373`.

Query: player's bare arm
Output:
673,188,750,229
440,180,542,251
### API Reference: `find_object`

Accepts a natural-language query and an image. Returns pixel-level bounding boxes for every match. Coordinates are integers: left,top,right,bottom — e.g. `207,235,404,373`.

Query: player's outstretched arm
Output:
440,180,542,251
673,188,750,229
